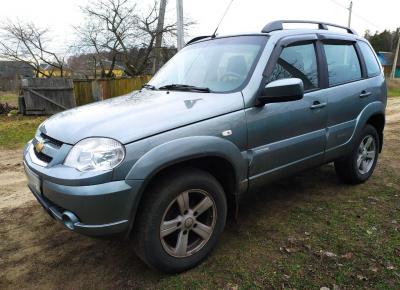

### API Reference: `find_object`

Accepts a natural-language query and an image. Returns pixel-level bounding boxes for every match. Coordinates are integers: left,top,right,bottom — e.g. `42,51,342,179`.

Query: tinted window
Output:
267,43,318,91
358,41,381,77
324,44,361,86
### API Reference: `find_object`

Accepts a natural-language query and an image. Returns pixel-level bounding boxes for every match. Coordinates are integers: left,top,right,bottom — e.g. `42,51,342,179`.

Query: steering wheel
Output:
220,72,242,82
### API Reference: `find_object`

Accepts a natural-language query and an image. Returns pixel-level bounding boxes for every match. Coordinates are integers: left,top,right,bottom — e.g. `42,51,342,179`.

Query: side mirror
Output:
258,78,304,105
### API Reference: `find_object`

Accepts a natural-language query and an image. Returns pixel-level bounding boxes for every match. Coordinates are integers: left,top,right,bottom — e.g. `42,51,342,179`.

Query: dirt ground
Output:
1,98,399,289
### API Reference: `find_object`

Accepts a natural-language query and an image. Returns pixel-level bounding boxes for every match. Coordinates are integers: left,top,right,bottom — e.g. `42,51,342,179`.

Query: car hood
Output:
39,89,244,145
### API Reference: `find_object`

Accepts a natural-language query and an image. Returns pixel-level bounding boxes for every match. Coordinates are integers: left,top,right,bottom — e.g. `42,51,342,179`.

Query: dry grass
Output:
0,91,19,107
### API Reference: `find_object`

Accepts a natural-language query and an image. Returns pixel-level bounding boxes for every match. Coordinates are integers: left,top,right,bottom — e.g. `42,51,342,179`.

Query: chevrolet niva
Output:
23,21,387,273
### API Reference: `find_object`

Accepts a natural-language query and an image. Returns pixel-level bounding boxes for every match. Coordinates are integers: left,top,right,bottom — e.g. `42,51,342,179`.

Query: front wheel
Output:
334,124,379,184
133,168,227,273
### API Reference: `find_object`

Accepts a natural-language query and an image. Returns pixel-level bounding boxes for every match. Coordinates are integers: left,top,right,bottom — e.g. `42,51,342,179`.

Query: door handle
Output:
310,101,327,110
359,90,372,98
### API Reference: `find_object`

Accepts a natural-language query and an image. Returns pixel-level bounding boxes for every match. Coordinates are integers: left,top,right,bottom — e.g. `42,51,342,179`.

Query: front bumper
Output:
23,142,143,237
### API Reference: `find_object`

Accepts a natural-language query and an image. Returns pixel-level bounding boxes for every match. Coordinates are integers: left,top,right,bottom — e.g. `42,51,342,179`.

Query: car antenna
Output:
211,0,234,38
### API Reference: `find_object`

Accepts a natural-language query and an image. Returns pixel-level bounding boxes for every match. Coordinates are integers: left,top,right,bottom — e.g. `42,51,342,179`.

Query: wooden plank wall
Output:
21,78,75,115
73,79,93,106
74,76,152,105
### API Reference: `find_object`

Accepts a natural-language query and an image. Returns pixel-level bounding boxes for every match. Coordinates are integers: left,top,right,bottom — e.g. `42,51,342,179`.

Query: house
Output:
95,60,126,78
38,63,72,78
376,52,400,78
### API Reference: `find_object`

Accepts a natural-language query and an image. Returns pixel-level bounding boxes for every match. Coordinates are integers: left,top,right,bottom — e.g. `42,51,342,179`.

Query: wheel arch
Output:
366,113,385,152
125,136,248,236
351,101,385,153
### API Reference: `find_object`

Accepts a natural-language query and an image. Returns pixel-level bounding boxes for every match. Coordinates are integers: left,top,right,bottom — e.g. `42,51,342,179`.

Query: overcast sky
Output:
0,0,398,54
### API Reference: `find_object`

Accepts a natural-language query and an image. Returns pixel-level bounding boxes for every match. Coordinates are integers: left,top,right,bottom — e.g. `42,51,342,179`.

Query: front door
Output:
246,38,328,190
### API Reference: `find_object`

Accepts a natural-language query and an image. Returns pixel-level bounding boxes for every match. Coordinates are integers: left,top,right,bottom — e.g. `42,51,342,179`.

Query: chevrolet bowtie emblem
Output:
34,142,44,153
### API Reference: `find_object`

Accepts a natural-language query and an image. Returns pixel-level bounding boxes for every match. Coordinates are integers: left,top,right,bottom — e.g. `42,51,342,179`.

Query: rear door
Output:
320,37,369,161
246,35,328,189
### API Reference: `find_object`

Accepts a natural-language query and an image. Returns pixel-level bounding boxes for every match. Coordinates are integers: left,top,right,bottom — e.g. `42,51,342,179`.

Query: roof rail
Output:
261,20,358,35
186,35,212,45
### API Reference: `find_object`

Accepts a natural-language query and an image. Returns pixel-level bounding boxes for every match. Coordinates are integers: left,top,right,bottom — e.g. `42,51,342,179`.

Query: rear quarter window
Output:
324,43,362,86
358,41,381,77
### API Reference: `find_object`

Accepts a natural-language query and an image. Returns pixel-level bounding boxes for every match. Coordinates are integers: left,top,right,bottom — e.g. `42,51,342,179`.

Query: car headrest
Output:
226,55,247,76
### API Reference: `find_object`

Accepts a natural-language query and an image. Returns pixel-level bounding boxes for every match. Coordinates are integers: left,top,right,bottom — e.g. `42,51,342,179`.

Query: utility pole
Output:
391,33,400,79
153,0,167,74
347,1,353,27
176,0,184,51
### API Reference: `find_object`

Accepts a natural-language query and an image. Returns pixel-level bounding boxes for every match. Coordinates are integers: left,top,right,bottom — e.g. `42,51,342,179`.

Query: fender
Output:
352,101,385,147
126,136,248,194
325,101,385,162
343,101,385,156
123,136,247,238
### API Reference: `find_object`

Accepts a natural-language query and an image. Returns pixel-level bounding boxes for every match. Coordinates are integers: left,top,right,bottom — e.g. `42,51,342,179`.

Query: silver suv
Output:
23,20,387,273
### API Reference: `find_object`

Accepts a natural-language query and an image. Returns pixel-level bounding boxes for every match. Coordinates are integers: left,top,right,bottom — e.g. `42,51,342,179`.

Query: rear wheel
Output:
334,124,379,184
133,168,227,273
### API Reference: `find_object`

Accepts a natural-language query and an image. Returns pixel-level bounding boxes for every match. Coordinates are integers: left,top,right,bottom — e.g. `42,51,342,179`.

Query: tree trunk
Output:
153,0,167,74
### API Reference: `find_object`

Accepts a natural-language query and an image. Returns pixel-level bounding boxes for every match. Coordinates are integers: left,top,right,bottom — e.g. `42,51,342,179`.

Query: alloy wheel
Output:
160,189,217,258
357,135,376,175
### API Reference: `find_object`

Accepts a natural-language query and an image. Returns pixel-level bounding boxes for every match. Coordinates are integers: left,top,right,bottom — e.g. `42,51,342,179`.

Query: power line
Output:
329,0,347,9
328,0,381,30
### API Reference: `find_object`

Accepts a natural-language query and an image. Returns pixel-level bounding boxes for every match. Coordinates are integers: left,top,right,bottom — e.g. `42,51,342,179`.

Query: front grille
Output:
40,132,63,148
34,150,53,163
32,133,63,164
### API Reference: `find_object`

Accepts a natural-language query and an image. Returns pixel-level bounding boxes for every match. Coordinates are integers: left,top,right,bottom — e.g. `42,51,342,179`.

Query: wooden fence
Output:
19,76,151,115
74,76,152,106
21,78,76,115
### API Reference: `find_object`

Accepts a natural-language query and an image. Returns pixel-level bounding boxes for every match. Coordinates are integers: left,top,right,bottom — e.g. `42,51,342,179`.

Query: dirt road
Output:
1,98,399,289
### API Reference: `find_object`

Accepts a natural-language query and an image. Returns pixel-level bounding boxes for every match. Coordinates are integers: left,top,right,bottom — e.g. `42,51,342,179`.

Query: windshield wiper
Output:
158,84,211,93
142,83,157,90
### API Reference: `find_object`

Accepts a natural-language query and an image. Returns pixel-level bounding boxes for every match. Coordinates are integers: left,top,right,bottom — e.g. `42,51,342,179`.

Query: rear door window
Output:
358,41,381,77
323,43,362,86
267,43,319,91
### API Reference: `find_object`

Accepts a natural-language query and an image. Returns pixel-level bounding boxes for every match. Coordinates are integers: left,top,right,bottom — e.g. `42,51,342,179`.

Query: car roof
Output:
187,20,366,46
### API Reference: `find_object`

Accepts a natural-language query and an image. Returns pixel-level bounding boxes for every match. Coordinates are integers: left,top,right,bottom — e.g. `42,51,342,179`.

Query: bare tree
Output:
74,20,120,78
0,21,66,77
76,0,193,77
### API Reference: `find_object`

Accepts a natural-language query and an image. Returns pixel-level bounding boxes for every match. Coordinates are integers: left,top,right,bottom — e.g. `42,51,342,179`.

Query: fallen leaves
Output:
315,250,337,259
340,252,353,260
386,263,396,270
356,274,368,281
369,266,379,273
279,236,310,254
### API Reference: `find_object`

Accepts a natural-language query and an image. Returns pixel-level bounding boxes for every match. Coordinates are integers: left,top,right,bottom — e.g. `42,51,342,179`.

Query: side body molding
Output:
126,136,248,195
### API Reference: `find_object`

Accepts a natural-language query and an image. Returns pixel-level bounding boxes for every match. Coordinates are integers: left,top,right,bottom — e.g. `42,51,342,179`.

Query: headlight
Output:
64,138,125,172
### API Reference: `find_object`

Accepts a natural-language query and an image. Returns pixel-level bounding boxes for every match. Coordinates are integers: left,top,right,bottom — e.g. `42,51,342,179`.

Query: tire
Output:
334,124,379,184
133,167,227,273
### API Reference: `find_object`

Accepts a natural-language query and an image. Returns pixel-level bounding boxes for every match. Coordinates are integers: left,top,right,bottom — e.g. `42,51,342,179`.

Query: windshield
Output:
148,36,267,93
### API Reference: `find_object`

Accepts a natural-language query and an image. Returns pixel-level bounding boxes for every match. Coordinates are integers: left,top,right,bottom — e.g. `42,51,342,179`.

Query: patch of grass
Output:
0,91,19,107
388,87,400,97
0,115,45,149
387,79,400,97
